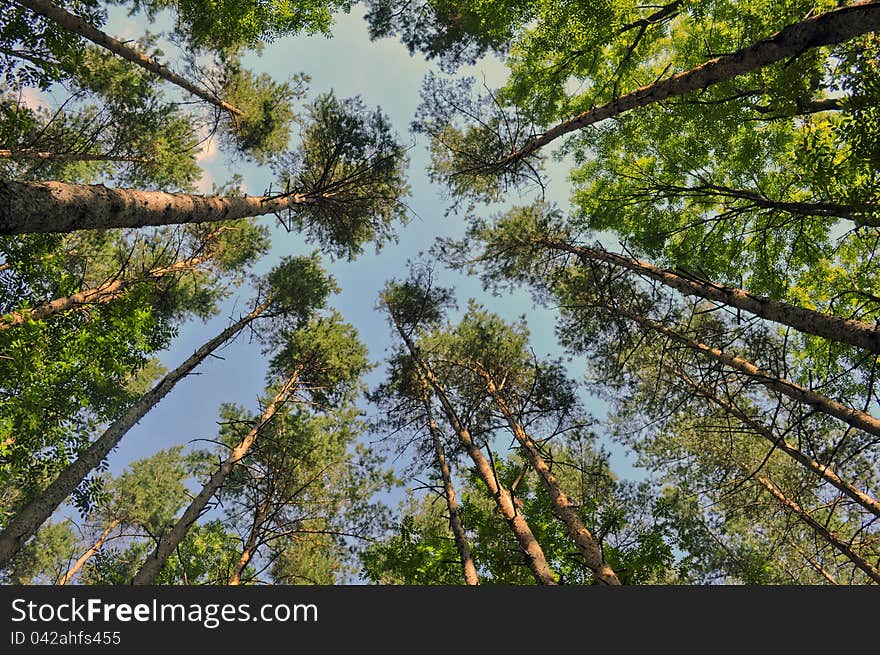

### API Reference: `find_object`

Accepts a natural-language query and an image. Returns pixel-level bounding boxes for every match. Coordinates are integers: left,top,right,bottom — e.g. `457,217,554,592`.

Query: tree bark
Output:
0,180,311,235
57,518,121,585
389,313,558,585
133,370,301,584
671,368,880,518
228,496,273,586
479,368,621,585
756,474,880,583
420,380,479,585
539,237,880,353
604,303,880,438
0,251,211,330
11,0,243,117
0,300,269,566
498,0,880,168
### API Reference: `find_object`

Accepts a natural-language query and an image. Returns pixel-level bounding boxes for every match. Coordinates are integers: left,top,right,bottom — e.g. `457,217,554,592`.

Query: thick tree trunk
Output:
133,371,301,585
390,315,557,585
0,180,310,235
0,300,269,566
11,0,243,117
607,304,880,438
0,252,211,330
756,474,880,584
57,518,121,585
539,237,880,353
671,368,880,518
480,369,621,585
420,382,479,585
499,0,880,167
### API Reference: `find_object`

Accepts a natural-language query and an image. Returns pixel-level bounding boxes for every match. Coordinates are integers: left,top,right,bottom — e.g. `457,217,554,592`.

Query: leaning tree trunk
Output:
228,495,273,586
603,302,880,438
670,368,880,518
0,300,270,566
478,367,621,585
420,380,479,585
0,250,212,330
756,474,880,584
497,0,880,168
539,237,880,353
57,518,121,585
389,313,558,585
11,0,243,117
0,180,315,235
133,371,301,585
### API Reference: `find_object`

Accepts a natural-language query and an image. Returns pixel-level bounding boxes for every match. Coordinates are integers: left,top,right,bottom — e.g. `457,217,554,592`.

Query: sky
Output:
65,4,641,518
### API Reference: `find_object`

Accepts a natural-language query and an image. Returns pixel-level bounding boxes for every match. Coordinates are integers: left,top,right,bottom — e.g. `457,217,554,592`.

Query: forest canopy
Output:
1,0,879,586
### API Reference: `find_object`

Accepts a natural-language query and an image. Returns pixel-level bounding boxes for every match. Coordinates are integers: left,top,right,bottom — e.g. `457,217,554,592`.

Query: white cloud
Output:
195,169,215,194
18,87,51,112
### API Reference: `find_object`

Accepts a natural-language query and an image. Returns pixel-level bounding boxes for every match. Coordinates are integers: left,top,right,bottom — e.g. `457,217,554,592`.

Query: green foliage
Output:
124,0,354,51
277,91,410,259
1,519,78,584
361,495,465,585
365,0,533,71
217,402,394,584
0,0,100,89
218,55,306,163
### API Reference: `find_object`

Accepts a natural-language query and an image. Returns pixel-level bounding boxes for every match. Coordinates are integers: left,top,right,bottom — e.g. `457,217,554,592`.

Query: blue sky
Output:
87,5,639,510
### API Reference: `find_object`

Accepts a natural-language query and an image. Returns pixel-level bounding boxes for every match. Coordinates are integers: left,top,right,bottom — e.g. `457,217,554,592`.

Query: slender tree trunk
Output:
599,302,880,437
133,371,301,585
229,496,273,586
790,540,840,585
0,149,147,163
0,180,314,235
479,368,621,585
756,474,880,584
390,314,557,585
538,237,880,353
0,252,211,330
11,0,243,117
498,0,880,167
0,300,269,566
420,381,479,585
57,518,121,585
670,368,880,518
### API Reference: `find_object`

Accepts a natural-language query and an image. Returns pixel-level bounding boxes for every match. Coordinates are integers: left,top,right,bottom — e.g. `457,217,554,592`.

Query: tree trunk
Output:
0,180,312,235
0,251,211,330
790,540,840,585
670,367,880,518
539,237,880,353
11,0,243,117
0,300,269,566
133,370,301,585
604,302,880,438
756,474,880,583
480,368,621,585
389,314,558,585
229,496,273,586
499,0,880,167
420,381,479,585
57,518,121,585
